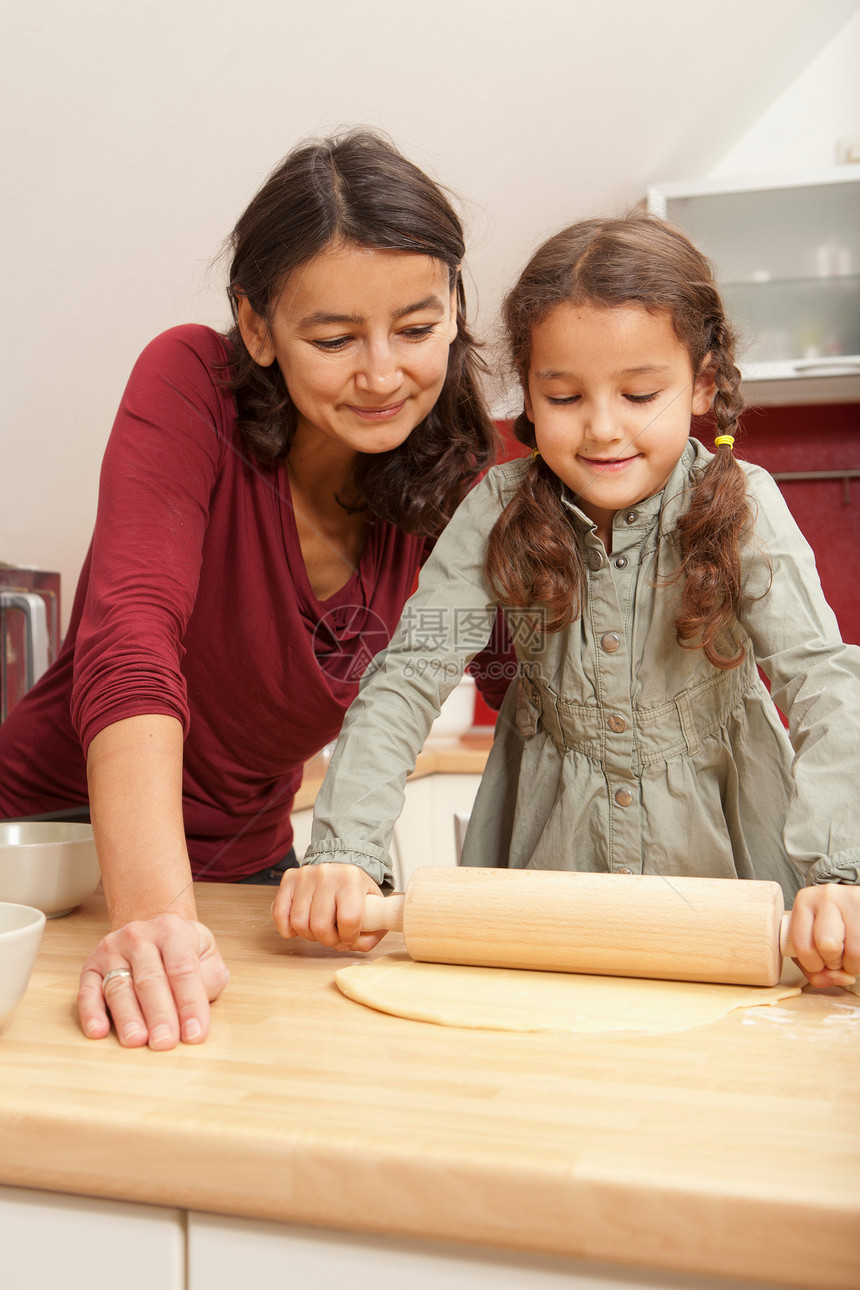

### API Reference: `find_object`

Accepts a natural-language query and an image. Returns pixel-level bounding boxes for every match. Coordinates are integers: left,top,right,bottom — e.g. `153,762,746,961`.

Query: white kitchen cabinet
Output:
0,1185,184,1290
391,770,481,884
186,1212,801,1290
646,168,860,406
0,1189,805,1290
290,803,315,862
291,769,482,886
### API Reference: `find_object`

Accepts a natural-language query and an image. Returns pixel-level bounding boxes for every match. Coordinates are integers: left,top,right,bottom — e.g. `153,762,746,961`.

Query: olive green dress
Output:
306,440,860,903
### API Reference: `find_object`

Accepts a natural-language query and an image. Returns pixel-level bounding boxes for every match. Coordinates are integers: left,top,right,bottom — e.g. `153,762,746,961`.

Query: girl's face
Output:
237,241,457,466
526,302,715,543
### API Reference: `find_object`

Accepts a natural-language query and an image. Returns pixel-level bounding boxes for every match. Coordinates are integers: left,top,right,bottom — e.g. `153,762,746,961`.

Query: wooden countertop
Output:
293,730,493,812
1,883,859,1289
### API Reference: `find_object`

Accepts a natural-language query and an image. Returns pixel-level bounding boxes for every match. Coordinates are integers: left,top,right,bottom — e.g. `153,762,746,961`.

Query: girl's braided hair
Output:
486,212,749,668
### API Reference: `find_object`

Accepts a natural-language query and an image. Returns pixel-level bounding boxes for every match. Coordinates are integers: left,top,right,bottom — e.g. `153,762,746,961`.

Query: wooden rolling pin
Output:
360,867,797,987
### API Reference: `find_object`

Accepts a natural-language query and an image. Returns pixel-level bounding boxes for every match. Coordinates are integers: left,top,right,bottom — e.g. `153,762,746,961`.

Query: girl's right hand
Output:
77,914,230,1050
272,862,386,952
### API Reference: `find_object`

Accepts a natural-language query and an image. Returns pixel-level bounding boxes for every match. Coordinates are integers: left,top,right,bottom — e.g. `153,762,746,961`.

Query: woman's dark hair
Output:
225,129,497,537
487,212,749,669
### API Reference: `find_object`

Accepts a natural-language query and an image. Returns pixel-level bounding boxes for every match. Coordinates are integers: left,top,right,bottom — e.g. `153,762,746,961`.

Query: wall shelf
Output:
646,168,860,406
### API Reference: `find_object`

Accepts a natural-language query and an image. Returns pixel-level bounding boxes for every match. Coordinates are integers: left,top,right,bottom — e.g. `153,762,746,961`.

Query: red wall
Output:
721,402,860,645
473,403,859,725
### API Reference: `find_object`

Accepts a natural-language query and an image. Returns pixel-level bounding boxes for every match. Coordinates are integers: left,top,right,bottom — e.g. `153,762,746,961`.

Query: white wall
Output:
711,8,860,176
2,0,857,630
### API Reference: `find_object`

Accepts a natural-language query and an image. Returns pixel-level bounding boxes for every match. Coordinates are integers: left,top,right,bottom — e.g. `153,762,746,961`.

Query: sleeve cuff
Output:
301,841,395,893
808,852,860,886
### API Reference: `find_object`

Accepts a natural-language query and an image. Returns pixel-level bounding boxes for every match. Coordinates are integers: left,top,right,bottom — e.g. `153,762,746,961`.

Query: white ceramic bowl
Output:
0,822,101,918
0,902,46,1029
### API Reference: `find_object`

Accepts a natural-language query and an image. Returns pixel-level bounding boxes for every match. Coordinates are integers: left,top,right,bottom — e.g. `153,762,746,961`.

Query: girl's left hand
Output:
788,884,860,988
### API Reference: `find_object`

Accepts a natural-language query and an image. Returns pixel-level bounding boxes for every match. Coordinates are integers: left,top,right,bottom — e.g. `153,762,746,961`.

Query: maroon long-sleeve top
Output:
0,325,437,879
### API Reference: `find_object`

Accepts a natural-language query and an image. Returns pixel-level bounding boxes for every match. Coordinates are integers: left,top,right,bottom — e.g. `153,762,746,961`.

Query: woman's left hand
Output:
787,884,860,988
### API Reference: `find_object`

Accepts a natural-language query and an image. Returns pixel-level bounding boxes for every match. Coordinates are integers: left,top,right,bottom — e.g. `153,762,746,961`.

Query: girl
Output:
275,212,860,989
0,130,498,1047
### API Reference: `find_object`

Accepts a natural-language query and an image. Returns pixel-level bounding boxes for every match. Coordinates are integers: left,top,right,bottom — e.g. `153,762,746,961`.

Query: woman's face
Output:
238,241,457,463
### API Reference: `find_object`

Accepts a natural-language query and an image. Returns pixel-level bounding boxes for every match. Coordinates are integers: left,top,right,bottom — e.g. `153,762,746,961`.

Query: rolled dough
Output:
334,953,803,1034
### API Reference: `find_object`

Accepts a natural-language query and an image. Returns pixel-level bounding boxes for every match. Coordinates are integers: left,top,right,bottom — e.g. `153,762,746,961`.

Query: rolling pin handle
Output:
778,912,795,960
362,893,406,935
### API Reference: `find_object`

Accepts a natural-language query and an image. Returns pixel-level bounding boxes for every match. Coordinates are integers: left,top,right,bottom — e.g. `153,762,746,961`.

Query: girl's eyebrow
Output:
534,362,672,381
620,363,672,375
297,295,446,329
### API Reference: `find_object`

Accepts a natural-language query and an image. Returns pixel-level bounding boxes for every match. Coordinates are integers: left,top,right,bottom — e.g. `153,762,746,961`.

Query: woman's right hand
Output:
81,715,229,1049
77,914,230,1050
272,862,385,952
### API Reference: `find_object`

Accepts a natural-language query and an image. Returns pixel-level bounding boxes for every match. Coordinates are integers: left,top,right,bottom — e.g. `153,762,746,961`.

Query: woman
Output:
0,130,497,1049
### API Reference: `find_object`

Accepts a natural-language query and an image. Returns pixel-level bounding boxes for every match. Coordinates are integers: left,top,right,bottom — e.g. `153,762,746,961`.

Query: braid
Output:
486,415,585,632
671,321,751,669
710,320,746,441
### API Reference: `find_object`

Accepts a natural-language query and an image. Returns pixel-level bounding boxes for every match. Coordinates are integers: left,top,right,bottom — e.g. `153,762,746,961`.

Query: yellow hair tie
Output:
530,447,541,461
714,435,735,449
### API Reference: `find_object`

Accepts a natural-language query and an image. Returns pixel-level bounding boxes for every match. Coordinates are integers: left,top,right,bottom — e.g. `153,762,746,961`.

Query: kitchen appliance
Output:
0,567,61,722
